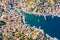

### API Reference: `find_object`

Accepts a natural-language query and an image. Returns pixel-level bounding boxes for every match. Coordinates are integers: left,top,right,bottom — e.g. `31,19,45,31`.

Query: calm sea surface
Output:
23,12,60,39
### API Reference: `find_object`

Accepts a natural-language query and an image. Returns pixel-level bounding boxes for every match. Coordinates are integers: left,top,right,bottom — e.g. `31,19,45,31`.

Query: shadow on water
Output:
23,12,60,39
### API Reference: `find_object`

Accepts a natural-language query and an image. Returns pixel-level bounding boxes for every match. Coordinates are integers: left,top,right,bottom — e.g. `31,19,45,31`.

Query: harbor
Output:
0,0,60,40
23,12,60,40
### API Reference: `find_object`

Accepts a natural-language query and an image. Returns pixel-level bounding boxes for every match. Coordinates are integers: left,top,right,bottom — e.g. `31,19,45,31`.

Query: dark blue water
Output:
23,12,60,39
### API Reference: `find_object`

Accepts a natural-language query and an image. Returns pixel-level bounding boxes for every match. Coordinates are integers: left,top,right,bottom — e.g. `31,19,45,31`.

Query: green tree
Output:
54,0,58,4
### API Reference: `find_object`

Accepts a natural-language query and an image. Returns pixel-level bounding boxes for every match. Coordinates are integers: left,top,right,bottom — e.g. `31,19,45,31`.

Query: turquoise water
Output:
23,12,60,39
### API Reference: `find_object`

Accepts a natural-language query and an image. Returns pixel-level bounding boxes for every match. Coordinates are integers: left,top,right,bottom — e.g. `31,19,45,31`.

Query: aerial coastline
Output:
15,0,60,16
0,0,60,40
0,10,58,40
0,0,60,16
